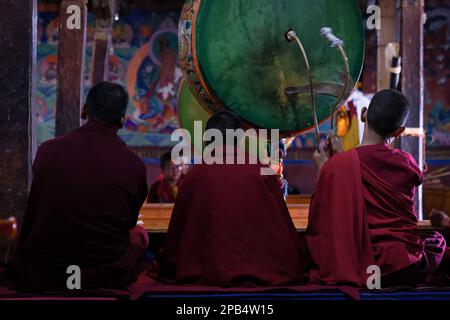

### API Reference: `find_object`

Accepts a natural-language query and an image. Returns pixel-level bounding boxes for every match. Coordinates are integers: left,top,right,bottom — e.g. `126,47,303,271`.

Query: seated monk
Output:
7,82,149,291
307,89,448,287
147,152,182,203
152,111,304,286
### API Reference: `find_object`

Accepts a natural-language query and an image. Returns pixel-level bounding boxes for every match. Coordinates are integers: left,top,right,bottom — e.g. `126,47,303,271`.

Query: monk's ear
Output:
81,104,87,120
119,116,125,129
360,106,368,123
393,127,405,138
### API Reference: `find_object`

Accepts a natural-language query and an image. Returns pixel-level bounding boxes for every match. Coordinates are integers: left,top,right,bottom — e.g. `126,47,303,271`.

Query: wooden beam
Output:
0,0,37,260
55,0,87,137
377,0,398,91
91,36,111,84
400,0,425,219
91,0,116,85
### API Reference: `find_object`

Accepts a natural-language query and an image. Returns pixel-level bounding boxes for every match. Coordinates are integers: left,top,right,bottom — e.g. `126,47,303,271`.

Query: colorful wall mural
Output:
37,9,181,146
424,0,450,148
37,3,449,150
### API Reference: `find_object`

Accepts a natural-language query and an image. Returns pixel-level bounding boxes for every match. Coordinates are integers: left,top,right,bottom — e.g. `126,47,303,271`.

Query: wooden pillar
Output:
55,0,87,137
91,0,116,85
0,0,37,260
377,0,398,91
400,0,425,219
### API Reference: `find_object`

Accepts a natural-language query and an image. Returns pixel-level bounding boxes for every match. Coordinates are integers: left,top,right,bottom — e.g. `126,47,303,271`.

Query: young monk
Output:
147,152,183,203
152,111,304,286
307,89,448,287
7,82,149,291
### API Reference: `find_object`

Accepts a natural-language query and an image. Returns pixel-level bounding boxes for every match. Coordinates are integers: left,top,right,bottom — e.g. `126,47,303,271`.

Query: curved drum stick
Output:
320,27,350,133
285,29,320,142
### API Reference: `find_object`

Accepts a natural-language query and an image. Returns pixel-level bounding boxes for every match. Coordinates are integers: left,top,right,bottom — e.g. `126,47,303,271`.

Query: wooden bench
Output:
140,203,310,232
285,194,311,205
139,201,433,233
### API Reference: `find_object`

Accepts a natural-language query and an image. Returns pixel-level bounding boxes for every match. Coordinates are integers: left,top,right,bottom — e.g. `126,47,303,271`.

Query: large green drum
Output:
179,0,364,134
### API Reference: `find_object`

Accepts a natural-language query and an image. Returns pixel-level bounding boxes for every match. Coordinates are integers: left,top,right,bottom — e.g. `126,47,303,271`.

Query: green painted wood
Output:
178,79,212,144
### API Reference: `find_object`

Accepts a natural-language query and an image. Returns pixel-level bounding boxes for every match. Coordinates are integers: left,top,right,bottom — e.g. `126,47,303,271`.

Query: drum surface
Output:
179,0,364,133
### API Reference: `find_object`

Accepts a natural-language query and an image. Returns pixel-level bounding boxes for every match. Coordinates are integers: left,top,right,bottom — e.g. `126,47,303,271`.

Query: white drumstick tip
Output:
286,30,297,41
320,27,344,47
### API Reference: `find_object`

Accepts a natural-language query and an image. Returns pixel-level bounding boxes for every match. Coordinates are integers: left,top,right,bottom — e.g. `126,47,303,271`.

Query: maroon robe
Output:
153,153,304,287
147,175,177,203
306,144,446,287
8,121,148,290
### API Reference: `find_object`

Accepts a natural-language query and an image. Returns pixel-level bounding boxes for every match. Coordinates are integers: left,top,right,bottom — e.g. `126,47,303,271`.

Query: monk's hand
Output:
130,225,149,249
313,140,330,171
430,209,450,228
327,134,343,156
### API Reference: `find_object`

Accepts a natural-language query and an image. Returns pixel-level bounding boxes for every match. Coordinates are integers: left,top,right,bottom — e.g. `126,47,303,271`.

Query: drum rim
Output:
191,0,220,110
177,78,213,132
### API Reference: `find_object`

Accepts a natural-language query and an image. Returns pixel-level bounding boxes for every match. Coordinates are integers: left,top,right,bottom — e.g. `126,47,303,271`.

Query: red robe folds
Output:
306,144,446,287
154,156,303,287
147,175,177,203
8,121,149,290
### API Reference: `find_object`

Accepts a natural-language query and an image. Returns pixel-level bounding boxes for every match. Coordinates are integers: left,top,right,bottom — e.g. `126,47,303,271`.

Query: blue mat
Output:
141,289,450,301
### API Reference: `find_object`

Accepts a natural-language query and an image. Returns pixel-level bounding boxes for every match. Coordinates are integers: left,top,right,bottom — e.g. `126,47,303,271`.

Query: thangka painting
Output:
424,1,450,148
37,10,181,147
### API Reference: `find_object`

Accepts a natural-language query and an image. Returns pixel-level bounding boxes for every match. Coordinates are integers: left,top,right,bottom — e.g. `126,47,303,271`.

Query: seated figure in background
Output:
147,152,183,203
